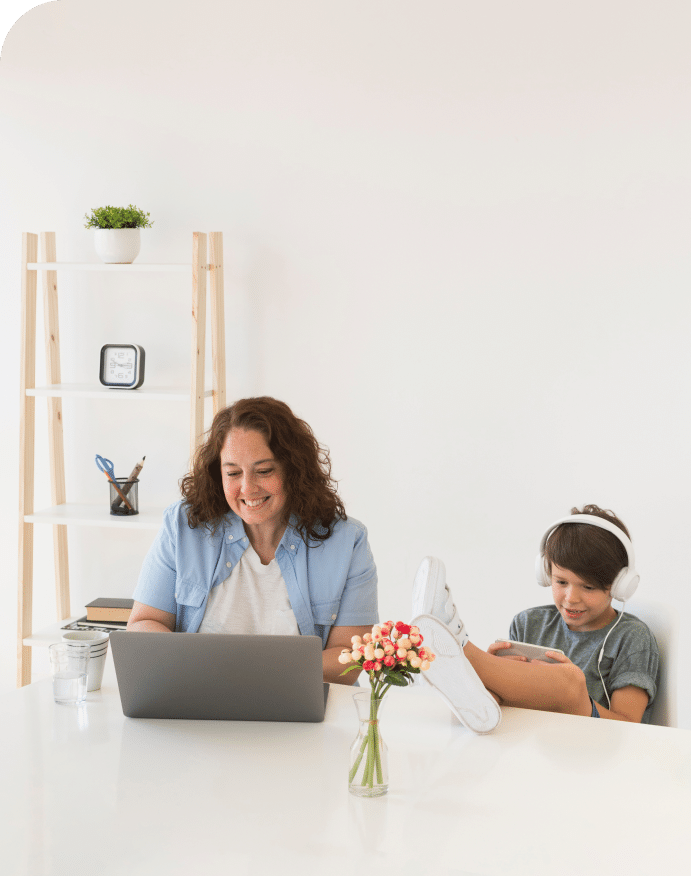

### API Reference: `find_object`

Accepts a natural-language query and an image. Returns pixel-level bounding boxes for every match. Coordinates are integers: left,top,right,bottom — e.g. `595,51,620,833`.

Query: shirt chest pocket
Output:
175,579,208,609
312,598,341,627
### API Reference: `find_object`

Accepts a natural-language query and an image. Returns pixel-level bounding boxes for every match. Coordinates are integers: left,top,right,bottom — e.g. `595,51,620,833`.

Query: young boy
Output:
411,505,660,734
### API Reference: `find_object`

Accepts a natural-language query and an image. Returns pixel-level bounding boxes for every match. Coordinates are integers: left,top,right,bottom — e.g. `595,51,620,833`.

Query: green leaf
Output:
84,204,153,229
381,666,409,686
339,663,362,676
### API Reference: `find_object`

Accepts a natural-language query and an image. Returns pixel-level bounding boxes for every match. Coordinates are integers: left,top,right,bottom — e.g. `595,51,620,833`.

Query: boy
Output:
411,505,660,733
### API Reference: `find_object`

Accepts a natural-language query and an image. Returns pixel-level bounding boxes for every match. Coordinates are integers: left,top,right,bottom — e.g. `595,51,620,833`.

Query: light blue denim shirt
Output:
134,500,379,647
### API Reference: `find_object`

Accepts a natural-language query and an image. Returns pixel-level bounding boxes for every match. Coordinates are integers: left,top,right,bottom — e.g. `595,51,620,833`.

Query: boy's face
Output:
550,563,617,632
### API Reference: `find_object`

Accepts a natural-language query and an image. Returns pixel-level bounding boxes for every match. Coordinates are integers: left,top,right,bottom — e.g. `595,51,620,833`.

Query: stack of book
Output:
62,598,134,633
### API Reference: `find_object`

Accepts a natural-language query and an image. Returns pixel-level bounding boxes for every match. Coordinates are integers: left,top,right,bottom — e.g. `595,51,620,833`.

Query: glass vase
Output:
348,689,388,797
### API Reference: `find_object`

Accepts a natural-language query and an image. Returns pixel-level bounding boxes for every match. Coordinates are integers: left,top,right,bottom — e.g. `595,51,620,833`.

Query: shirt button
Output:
331,614,337,620
290,545,296,551
226,562,232,568
228,535,233,541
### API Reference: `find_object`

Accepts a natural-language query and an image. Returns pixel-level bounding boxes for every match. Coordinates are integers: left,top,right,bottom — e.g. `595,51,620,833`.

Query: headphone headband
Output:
535,513,639,602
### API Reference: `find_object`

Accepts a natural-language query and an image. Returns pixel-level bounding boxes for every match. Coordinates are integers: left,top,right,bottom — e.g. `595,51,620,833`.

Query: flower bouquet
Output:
339,620,435,796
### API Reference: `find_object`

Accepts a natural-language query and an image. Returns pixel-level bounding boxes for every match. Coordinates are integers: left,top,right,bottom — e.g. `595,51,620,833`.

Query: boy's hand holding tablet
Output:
490,640,566,664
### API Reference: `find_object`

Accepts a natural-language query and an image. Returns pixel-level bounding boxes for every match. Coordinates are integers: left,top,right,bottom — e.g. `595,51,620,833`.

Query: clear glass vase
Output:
348,689,389,797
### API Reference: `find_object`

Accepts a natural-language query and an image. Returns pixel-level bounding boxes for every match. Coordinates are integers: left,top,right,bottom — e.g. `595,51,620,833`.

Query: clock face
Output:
99,344,145,389
105,347,135,384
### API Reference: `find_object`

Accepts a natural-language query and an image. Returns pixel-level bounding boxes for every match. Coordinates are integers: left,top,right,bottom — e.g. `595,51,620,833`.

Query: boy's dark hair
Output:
544,504,630,592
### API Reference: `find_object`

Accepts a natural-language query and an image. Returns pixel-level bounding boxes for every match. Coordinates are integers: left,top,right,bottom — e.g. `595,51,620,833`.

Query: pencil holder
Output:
109,478,139,516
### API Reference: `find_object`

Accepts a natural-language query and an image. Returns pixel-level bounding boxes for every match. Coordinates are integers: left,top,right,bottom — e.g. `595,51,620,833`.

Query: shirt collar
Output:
222,510,303,552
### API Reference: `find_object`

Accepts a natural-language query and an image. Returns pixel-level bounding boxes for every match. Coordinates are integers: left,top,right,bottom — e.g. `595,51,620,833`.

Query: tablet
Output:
494,640,565,663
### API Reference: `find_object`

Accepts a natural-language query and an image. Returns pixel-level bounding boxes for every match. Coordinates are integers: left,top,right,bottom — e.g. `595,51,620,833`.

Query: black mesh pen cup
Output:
109,478,139,516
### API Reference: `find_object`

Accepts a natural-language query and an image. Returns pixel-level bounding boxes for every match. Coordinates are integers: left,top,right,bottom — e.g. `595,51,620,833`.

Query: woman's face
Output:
220,428,288,534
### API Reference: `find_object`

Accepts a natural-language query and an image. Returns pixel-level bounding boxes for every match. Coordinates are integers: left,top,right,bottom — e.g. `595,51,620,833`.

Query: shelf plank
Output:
23,617,84,647
25,503,166,529
26,384,213,400
27,262,191,272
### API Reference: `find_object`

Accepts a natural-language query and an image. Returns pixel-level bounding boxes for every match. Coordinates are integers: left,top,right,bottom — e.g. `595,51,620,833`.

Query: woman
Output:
128,397,379,684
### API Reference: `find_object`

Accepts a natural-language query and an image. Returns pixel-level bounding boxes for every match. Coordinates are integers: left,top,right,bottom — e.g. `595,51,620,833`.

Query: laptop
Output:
110,631,329,722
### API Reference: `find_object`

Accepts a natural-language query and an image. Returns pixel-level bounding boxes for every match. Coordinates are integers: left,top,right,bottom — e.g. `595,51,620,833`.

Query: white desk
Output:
2,662,690,876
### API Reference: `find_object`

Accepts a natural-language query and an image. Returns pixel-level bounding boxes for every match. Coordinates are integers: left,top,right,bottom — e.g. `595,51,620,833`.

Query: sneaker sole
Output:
414,614,501,735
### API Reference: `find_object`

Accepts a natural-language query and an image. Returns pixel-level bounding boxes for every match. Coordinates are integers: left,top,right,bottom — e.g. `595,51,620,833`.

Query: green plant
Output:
84,204,153,229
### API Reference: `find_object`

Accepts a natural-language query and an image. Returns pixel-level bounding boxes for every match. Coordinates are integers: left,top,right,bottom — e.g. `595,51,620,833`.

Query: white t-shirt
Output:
197,542,300,636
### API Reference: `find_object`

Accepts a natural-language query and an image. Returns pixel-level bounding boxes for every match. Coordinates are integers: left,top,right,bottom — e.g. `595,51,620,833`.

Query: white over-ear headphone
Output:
535,514,640,602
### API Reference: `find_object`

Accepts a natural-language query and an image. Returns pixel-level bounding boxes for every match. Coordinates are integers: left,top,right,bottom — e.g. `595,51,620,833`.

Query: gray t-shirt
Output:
509,605,660,723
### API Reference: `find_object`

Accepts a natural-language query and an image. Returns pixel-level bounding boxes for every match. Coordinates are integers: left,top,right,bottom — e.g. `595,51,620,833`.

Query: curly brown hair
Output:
544,504,631,592
180,397,345,540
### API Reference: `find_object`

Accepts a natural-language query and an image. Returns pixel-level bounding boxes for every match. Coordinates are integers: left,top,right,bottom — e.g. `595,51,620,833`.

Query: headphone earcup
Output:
535,554,551,587
610,568,640,602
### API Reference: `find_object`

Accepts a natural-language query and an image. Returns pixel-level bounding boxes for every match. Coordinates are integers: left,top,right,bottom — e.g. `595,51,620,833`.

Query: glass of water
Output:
49,642,90,704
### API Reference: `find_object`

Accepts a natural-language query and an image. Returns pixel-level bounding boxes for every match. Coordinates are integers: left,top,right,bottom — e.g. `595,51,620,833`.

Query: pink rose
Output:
363,660,375,671
395,622,411,635
383,655,396,668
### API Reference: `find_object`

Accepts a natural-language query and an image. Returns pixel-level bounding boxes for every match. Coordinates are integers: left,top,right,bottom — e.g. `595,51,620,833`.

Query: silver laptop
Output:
110,631,329,722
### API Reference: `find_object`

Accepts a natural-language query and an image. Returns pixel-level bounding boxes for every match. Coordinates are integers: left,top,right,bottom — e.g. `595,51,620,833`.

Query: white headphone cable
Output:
597,602,625,710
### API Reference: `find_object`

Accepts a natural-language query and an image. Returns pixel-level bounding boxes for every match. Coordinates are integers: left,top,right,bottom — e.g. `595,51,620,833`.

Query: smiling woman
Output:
128,397,379,685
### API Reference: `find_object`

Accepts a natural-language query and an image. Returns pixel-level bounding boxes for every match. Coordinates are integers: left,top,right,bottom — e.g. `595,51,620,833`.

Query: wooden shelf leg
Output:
18,233,38,687
190,232,208,458
209,232,227,416
41,232,70,620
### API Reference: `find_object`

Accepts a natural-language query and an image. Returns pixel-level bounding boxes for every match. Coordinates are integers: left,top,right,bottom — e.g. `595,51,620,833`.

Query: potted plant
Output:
84,204,154,264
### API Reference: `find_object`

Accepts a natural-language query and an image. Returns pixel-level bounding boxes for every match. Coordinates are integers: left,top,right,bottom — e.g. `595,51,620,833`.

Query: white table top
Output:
2,660,690,876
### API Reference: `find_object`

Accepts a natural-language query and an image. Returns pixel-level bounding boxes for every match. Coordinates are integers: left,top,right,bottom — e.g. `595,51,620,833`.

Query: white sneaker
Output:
411,557,467,646
413,614,501,735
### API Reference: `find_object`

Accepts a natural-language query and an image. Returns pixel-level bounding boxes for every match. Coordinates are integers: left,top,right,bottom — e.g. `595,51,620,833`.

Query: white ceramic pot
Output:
94,228,141,264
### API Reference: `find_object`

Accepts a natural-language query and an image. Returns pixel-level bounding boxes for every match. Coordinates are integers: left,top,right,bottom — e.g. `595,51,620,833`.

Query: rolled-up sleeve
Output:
133,504,179,614
333,521,378,627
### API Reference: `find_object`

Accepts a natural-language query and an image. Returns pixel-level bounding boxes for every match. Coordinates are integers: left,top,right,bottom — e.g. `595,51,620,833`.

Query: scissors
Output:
95,454,116,481
95,454,133,510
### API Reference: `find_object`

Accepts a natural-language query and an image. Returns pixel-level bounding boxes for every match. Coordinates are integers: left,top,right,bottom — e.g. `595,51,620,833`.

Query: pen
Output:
110,455,145,511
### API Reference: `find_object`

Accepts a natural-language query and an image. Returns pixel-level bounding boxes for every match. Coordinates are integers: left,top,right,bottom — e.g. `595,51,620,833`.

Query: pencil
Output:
101,469,134,512
110,456,145,511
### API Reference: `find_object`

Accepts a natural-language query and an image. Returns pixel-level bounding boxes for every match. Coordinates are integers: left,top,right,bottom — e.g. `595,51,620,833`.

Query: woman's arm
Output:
127,601,176,632
323,624,372,685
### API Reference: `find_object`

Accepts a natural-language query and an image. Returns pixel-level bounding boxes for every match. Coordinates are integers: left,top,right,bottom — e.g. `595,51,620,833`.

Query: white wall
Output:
1,1,689,726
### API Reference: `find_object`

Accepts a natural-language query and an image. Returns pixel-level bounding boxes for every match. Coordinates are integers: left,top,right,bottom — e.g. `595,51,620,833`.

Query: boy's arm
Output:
593,685,649,723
